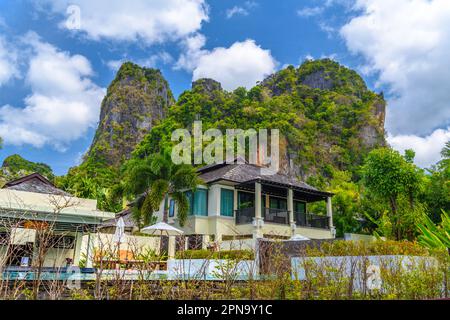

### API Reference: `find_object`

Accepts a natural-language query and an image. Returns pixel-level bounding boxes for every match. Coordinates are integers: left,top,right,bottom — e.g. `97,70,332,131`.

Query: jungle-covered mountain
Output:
5,59,387,212
0,154,55,186
134,59,386,182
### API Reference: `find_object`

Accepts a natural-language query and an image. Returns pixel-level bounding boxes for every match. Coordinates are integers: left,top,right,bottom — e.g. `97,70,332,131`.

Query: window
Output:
238,191,254,209
169,199,175,217
220,189,234,217
186,189,208,216
269,197,287,210
294,201,306,213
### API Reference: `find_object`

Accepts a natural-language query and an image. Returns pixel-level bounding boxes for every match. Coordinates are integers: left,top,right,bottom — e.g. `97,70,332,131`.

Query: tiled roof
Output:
198,162,324,193
3,173,71,196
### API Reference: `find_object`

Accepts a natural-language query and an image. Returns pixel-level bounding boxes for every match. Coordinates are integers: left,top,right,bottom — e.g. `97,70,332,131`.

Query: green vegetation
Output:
120,150,202,227
417,211,450,251
1,154,55,181
175,249,255,260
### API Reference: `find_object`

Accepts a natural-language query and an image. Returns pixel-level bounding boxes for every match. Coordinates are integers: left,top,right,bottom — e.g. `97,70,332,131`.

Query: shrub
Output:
305,240,429,257
175,249,254,260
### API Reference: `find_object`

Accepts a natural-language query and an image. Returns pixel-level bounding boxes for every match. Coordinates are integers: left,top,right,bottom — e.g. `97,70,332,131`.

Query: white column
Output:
326,197,335,237
288,189,296,236
72,232,83,266
85,233,93,268
253,182,263,239
255,182,262,220
208,185,221,216
168,236,176,258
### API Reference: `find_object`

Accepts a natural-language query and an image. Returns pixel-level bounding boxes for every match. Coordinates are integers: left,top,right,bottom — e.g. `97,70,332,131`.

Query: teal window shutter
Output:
193,189,208,216
220,189,234,217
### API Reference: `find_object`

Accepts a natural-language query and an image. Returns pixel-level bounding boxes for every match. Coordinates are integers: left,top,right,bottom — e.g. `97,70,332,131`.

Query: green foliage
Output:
175,249,255,260
1,154,55,181
133,59,385,182
305,240,430,257
361,148,426,240
122,150,202,227
417,210,450,250
55,158,122,212
424,140,450,222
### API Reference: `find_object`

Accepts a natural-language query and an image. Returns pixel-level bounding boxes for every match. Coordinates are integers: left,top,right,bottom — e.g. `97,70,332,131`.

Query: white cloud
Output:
0,33,105,151
388,128,450,168
297,7,325,17
107,52,173,71
226,1,258,19
0,36,19,86
37,0,209,44
341,0,450,136
186,39,277,91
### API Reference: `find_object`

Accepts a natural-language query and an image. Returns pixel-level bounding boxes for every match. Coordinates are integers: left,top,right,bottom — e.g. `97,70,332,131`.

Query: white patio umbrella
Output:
289,234,310,241
141,222,184,236
113,217,126,244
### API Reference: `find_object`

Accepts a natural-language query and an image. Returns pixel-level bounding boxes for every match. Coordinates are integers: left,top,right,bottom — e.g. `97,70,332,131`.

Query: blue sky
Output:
0,0,449,175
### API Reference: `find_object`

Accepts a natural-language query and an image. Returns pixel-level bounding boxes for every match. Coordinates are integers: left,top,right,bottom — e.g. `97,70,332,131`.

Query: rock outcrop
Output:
86,62,174,167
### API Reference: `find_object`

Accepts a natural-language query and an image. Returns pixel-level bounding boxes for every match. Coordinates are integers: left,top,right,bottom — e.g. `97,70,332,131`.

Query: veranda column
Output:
253,182,263,239
72,231,83,266
287,188,296,236
326,197,336,237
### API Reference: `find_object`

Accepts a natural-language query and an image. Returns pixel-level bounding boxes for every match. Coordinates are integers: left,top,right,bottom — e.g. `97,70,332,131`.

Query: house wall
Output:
81,233,161,267
159,182,334,249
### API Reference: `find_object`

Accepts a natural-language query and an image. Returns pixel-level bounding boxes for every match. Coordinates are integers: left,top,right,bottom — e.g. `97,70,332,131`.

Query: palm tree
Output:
123,150,202,228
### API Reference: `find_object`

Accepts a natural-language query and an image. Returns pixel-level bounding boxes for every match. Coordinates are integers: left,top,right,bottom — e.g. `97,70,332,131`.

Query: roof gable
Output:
3,173,71,196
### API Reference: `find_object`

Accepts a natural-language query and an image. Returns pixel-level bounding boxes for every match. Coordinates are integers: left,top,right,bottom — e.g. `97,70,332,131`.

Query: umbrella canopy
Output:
113,217,126,243
289,234,310,241
141,222,184,236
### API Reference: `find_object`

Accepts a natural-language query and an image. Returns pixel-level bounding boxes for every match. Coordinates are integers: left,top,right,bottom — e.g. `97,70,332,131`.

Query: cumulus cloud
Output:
341,0,450,136
0,36,19,86
36,0,209,44
0,33,105,150
388,128,450,168
107,52,173,71
185,39,277,91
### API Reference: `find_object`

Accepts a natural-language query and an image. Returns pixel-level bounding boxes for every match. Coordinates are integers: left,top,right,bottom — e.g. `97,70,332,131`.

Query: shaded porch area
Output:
234,178,333,231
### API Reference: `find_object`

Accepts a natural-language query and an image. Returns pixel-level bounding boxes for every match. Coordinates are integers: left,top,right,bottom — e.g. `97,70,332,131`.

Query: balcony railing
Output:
263,208,289,225
295,212,330,229
235,208,330,229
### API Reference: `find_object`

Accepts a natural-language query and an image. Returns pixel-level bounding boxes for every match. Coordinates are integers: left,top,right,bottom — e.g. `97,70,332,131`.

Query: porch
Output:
233,179,334,233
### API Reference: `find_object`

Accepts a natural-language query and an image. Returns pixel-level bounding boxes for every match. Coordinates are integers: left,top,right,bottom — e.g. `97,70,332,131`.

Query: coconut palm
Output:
123,150,202,227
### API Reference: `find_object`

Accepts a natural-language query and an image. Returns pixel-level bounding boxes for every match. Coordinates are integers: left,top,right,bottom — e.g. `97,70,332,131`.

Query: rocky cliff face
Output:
86,62,174,167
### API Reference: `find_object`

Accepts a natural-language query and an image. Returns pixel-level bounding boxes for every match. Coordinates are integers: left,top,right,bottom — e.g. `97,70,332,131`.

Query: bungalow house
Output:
0,173,114,268
150,160,335,251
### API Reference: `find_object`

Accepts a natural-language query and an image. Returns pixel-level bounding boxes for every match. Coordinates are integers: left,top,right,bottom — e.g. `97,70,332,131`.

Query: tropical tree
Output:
122,150,202,228
417,210,450,251
362,148,425,240
425,140,450,222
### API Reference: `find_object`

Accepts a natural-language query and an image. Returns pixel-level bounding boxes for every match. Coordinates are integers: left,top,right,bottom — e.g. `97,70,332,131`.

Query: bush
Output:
305,240,430,257
175,249,254,260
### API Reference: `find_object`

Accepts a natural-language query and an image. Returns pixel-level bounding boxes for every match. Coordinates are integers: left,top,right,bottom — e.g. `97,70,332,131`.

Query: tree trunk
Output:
389,196,400,240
